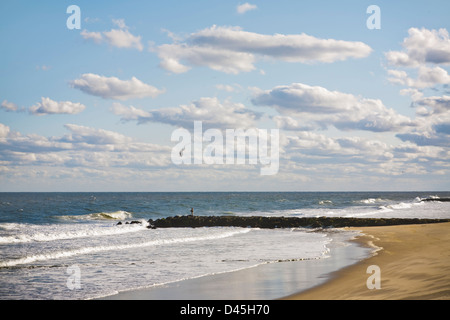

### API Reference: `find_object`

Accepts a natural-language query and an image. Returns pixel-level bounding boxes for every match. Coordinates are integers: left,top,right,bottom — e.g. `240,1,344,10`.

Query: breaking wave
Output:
58,210,132,221
0,228,251,268
0,221,147,244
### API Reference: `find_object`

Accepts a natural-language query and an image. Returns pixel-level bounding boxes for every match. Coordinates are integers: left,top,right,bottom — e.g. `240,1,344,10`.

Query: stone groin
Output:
146,215,450,229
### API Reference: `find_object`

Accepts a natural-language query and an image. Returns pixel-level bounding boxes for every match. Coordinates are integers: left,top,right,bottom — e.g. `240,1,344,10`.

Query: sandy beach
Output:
285,222,450,300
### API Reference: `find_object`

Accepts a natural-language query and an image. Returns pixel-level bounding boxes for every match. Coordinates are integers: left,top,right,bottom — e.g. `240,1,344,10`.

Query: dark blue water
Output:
1,191,449,224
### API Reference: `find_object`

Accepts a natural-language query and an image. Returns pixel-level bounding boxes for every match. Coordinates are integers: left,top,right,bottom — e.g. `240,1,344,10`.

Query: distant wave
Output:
346,199,426,217
354,198,389,204
58,210,132,221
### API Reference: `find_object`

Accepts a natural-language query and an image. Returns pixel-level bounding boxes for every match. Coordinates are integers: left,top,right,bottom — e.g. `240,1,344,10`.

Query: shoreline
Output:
97,228,371,300
284,222,450,300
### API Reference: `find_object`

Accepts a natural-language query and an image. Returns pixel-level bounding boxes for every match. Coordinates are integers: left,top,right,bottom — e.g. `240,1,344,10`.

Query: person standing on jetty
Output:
190,208,194,216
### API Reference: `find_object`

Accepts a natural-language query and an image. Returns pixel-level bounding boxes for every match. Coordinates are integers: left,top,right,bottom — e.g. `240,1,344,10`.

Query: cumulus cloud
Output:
284,129,450,180
29,97,86,115
111,97,260,129
70,73,164,100
385,28,450,67
102,28,144,51
384,27,450,149
81,19,143,51
156,25,372,74
385,28,450,90
413,95,450,116
396,95,450,147
252,83,413,132
0,124,171,170
0,125,71,154
237,3,257,14
387,66,450,88
286,132,393,161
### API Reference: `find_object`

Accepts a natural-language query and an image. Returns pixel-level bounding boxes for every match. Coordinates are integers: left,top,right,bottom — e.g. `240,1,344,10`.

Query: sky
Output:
1,0,449,192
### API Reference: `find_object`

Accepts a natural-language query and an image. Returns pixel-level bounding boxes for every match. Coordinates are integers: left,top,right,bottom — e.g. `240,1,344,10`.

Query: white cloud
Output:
70,73,164,100
103,28,143,51
192,26,371,62
286,132,394,161
0,123,10,138
414,95,450,115
0,127,71,154
157,43,255,74
62,124,132,146
111,97,260,129
0,124,171,170
81,19,143,51
156,25,372,74
384,27,450,148
149,97,259,128
396,95,450,147
385,28,450,90
237,3,257,14
252,83,413,132
80,30,103,43
29,97,86,116
272,115,315,131
386,28,450,67
110,102,151,123
1,100,19,112
387,66,450,88
284,130,450,180
414,66,450,88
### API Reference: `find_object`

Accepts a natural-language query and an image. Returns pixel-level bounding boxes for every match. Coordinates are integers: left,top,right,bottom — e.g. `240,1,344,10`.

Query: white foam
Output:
0,228,252,267
356,198,389,204
386,202,413,210
0,221,147,244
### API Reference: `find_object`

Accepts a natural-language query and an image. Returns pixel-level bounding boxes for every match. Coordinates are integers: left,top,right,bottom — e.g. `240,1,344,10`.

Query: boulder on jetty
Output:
147,215,450,229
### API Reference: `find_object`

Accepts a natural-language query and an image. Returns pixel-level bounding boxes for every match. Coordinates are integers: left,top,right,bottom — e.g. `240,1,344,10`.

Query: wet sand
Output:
98,229,370,300
285,222,450,300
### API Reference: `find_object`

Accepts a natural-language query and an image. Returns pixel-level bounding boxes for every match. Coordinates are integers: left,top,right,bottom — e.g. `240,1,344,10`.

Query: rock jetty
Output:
146,215,450,229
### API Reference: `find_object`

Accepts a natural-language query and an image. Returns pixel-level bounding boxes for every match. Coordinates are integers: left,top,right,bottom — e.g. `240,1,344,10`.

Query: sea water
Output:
0,192,449,300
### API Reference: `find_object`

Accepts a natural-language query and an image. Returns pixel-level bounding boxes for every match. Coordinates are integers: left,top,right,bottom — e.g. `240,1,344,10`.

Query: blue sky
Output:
1,1,450,191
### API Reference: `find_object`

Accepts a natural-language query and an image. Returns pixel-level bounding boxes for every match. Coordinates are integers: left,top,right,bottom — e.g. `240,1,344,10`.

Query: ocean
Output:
0,192,449,300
